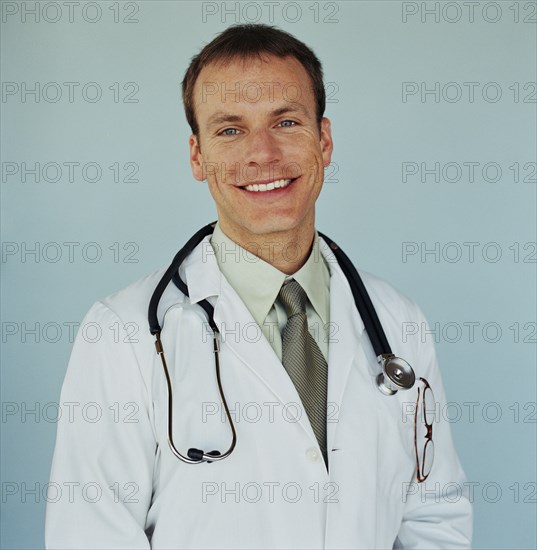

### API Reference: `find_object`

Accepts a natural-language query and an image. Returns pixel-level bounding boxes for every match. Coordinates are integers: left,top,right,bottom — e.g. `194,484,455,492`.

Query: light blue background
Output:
1,1,536,548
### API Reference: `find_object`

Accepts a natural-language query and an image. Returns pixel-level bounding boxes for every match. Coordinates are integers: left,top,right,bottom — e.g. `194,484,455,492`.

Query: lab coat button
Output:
306,447,321,462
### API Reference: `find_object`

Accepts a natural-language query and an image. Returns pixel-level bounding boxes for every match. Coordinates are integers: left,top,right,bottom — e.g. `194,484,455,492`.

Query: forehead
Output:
193,54,315,116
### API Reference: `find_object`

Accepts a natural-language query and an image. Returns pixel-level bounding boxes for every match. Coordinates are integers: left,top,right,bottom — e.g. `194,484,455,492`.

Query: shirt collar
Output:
210,222,330,326
289,238,330,324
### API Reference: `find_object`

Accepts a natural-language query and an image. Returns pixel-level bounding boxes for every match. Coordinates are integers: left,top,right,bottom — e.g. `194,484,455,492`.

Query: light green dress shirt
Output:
210,222,331,362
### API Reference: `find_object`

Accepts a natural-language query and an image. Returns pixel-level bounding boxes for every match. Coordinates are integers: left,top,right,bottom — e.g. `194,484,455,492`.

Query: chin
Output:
244,217,300,237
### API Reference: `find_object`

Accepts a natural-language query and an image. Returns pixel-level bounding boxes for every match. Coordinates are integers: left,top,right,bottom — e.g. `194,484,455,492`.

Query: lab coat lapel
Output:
184,237,319,445
214,278,322,444
325,271,357,455
318,237,365,456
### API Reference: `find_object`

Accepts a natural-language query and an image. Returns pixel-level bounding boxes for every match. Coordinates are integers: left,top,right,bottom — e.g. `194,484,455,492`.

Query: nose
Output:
243,128,282,174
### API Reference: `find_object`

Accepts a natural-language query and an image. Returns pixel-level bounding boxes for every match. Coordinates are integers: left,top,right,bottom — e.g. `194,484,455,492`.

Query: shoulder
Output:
358,269,431,337
101,267,166,308
358,269,425,322
318,233,428,326
82,267,170,329
356,269,438,374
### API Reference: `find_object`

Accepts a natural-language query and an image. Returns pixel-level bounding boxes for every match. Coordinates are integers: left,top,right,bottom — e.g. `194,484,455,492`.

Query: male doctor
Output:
46,24,473,549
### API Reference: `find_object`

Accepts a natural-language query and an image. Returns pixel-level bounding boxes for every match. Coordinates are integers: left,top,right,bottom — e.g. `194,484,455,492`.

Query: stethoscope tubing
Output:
148,222,414,463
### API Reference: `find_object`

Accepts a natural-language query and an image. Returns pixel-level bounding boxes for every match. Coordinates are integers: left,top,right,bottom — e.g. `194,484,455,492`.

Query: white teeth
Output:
244,179,293,192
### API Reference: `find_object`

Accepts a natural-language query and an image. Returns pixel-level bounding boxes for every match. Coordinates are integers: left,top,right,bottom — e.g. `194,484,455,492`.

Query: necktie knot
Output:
278,279,307,318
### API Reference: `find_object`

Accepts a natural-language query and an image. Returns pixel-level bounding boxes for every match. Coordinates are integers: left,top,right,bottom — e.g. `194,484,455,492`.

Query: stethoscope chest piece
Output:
377,354,416,395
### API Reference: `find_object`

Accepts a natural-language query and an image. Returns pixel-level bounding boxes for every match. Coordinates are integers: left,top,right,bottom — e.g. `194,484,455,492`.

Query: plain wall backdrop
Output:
1,1,536,548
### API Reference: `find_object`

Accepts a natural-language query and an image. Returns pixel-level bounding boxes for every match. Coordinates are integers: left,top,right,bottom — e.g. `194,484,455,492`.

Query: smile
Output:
242,178,295,193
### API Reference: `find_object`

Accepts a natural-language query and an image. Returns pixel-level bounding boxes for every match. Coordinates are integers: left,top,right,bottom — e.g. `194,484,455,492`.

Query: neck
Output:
218,220,316,275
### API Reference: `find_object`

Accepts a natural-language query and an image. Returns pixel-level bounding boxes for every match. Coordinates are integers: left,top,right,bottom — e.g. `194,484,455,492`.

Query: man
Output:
46,24,472,549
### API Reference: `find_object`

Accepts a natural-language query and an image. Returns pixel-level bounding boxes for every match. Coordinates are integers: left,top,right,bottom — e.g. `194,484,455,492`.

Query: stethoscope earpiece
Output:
187,448,222,463
376,354,416,395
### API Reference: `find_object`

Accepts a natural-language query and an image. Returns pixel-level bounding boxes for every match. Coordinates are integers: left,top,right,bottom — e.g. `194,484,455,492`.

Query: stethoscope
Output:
148,222,416,464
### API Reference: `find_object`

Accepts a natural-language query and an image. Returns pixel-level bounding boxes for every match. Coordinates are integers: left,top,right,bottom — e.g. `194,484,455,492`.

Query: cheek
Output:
207,178,240,209
206,177,227,203
209,158,242,185
206,141,242,161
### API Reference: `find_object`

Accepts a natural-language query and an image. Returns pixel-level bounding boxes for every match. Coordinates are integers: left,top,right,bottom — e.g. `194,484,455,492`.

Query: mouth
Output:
240,178,298,193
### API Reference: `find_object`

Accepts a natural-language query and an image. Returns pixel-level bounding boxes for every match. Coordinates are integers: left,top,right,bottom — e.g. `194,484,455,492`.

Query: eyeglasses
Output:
414,377,435,483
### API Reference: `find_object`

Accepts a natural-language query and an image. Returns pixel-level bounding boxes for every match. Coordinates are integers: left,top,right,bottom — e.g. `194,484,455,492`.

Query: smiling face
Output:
189,54,333,245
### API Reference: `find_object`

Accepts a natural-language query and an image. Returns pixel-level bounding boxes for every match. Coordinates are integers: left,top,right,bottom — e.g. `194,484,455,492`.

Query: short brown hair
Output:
181,24,326,138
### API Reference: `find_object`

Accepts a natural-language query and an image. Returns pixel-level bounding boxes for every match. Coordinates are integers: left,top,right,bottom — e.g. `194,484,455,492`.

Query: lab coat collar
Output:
182,235,221,304
181,230,367,339
182,231,341,322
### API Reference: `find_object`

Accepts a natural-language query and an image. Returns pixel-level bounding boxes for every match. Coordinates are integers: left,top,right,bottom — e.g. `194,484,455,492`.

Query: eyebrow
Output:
206,104,309,129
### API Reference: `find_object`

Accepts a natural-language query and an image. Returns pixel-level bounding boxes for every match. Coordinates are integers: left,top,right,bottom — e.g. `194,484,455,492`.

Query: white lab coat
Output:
45,235,472,549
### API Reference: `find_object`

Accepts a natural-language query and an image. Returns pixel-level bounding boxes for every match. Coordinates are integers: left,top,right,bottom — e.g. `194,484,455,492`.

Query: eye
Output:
279,120,297,128
219,128,240,136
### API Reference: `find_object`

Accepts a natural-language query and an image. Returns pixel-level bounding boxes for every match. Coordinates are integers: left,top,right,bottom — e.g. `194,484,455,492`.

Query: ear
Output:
319,117,334,168
189,134,205,181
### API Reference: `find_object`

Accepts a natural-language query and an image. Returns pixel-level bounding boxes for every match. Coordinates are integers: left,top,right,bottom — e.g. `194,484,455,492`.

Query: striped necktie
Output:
278,279,328,467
